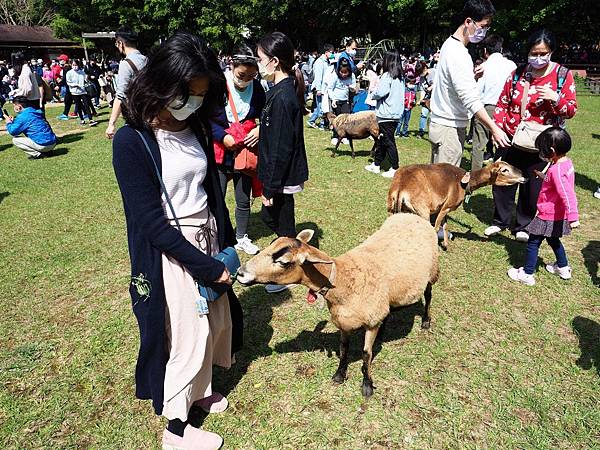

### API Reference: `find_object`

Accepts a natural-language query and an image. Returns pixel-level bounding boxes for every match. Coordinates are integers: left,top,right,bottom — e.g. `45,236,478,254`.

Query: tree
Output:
0,0,55,26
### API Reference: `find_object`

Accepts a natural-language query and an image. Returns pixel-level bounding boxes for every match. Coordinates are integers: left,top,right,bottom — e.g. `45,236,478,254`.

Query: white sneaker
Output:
484,225,504,237
545,263,572,280
507,267,535,286
331,137,339,146
515,231,529,242
341,138,350,145
365,163,381,174
381,168,396,178
594,187,600,199
234,235,259,255
265,284,292,294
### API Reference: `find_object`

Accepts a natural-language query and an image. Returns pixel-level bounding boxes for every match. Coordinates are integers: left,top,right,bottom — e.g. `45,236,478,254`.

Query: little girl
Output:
508,127,579,286
327,57,357,146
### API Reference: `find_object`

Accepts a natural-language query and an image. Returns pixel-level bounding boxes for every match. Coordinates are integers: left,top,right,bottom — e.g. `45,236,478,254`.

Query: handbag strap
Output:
520,77,530,121
227,87,239,123
133,128,182,231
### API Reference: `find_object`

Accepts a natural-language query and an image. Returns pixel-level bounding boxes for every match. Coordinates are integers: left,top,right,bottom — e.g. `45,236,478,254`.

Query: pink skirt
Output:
161,209,232,421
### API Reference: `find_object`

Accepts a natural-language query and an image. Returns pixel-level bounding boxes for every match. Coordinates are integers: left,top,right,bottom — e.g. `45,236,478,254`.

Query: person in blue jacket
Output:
5,96,56,159
365,49,405,178
112,32,243,450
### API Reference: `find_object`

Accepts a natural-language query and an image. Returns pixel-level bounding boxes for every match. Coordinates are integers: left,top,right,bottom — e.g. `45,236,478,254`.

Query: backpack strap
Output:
124,58,139,74
511,63,528,96
556,64,569,94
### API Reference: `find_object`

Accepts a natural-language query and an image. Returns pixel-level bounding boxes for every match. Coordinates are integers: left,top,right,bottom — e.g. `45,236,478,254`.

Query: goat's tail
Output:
388,188,413,215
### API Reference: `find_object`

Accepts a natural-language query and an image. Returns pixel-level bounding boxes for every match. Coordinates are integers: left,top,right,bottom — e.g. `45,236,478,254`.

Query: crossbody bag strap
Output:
124,58,139,74
520,78,530,121
227,87,239,123
133,128,182,231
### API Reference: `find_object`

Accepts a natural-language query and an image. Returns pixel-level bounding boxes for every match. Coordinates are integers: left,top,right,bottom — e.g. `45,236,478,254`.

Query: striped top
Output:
536,158,579,222
156,127,208,219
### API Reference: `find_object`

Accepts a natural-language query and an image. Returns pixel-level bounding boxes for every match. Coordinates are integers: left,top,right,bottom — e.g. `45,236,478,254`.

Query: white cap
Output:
37,58,43,63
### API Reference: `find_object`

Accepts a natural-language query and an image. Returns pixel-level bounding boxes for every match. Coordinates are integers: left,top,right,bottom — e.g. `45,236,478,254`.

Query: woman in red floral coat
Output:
484,29,577,242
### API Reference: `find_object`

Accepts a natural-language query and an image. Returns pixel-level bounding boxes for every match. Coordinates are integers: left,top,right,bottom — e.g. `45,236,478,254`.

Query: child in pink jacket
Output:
508,127,579,286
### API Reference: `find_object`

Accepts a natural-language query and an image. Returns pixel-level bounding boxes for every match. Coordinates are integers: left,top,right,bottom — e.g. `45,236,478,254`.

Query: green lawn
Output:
0,97,599,449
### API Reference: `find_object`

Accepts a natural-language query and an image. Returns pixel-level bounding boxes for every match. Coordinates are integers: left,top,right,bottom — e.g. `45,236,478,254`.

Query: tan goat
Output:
387,161,526,248
237,213,439,397
326,110,380,159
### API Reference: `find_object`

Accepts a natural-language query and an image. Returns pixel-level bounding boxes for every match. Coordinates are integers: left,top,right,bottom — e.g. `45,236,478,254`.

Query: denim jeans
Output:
419,106,430,132
396,109,412,136
524,234,568,275
308,93,323,126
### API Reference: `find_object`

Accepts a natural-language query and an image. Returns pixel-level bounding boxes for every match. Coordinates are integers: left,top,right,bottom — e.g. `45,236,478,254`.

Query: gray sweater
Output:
371,72,405,121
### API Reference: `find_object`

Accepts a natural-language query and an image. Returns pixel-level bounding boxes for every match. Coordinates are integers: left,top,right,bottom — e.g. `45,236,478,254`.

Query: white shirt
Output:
478,52,517,106
430,36,484,128
156,127,208,219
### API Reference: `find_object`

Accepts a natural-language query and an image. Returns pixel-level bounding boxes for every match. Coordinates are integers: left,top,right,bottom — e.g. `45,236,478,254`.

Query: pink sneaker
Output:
162,426,223,450
194,392,229,414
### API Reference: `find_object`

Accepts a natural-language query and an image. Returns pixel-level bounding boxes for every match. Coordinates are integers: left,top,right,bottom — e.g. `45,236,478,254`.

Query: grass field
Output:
0,96,599,450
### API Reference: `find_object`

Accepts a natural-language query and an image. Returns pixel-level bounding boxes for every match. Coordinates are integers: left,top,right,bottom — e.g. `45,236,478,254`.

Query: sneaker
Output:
436,228,454,241
507,267,535,286
27,153,45,160
265,284,291,294
194,392,229,414
235,235,259,255
594,187,600,199
68,112,77,117
162,426,223,450
80,120,85,125
515,231,529,242
57,114,69,120
364,163,381,174
341,138,350,145
545,263,572,280
307,121,317,129
484,225,504,237
381,168,396,178
89,120,98,127
330,137,339,146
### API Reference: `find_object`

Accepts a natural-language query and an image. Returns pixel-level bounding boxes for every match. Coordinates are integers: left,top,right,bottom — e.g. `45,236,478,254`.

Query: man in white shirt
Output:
429,0,510,167
471,35,516,170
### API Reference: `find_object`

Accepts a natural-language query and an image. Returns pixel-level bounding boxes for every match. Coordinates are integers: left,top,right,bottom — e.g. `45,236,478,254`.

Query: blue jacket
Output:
6,107,57,146
112,121,243,415
371,73,405,120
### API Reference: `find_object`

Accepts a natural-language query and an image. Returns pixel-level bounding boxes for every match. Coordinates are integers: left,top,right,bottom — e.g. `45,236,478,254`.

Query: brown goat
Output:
326,110,380,158
387,161,526,248
237,214,439,397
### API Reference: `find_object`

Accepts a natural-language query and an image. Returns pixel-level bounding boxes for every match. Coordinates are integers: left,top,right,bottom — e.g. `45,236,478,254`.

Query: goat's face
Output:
237,230,333,287
488,160,527,186
325,112,337,130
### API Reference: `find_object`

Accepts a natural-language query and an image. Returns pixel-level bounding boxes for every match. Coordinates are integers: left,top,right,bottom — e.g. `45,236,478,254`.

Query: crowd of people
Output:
0,0,595,448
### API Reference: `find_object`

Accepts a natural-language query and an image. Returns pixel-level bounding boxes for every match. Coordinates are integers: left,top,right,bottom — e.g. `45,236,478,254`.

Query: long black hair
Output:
258,31,306,113
124,32,226,128
382,49,404,80
11,51,26,77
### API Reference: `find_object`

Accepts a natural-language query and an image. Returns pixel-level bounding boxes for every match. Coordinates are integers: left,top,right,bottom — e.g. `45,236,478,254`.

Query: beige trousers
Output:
161,209,232,421
13,136,55,158
429,121,466,167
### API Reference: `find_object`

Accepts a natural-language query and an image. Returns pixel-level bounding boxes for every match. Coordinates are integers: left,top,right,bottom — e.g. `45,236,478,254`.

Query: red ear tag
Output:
307,289,317,304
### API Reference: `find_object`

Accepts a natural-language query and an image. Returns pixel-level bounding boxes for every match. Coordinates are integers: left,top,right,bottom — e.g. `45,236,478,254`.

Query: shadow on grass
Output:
575,172,599,194
0,191,9,204
572,316,600,377
332,149,373,158
0,143,11,152
592,133,600,140
273,302,423,367
57,132,85,145
50,148,69,157
189,285,292,427
581,241,599,287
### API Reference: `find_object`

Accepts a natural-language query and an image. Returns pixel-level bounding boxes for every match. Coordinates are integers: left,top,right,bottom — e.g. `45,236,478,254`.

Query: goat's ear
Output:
274,251,295,265
296,229,314,244
302,251,334,265
495,156,502,162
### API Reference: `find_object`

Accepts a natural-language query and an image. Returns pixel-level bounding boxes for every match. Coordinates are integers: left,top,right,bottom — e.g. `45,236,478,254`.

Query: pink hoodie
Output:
536,158,579,222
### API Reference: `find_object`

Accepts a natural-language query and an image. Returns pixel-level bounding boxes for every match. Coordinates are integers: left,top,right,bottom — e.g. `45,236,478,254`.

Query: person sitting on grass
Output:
5,96,57,160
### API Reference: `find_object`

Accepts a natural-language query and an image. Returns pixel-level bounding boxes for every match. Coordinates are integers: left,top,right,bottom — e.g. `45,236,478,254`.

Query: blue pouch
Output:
197,247,240,302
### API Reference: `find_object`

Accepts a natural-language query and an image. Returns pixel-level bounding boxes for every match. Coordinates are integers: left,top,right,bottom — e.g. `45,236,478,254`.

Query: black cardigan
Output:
257,77,309,199
112,120,242,415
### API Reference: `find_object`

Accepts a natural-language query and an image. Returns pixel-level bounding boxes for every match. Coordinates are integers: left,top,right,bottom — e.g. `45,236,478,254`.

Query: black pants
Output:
218,168,253,239
492,146,546,233
331,101,351,139
62,90,72,115
374,121,399,169
72,94,92,120
261,193,296,238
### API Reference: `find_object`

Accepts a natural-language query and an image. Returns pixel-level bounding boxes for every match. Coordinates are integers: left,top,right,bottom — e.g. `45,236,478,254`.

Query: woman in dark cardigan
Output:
112,32,243,450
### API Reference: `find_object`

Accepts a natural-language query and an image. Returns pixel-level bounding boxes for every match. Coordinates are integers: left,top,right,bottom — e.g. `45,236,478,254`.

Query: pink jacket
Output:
536,158,579,222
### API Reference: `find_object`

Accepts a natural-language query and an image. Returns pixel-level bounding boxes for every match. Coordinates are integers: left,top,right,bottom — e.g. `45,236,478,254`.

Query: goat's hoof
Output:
332,372,346,384
421,319,431,330
361,382,374,397
351,155,356,159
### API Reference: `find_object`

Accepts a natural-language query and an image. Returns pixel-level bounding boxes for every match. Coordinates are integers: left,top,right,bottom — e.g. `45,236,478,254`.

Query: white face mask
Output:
258,59,275,82
347,48,357,57
167,95,204,121
528,54,551,69
233,75,252,89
